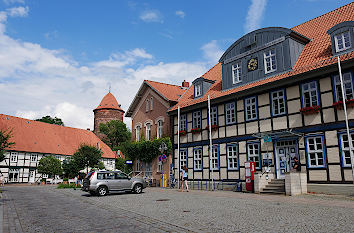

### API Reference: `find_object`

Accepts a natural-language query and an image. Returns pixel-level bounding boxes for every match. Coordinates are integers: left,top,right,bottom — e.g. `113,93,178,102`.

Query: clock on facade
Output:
247,58,258,71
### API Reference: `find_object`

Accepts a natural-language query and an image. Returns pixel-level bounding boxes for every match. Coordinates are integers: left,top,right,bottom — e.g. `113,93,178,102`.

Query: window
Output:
10,152,18,163
271,90,286,116
227,144,239,170
157,120,163,138
146,123,151,140
193,148,202,170
333,72,354,101
56,155,61,160
210,106,218,126
195,84,202,97
146,99,149,112
247,143,260,169
334,31,351,52
136,126,141,141
264,49,277,74
180,114,187,131
145,162,152,177
225,102,236,124
245,97,257,121
157,161,163,173
210,146,219,170
302,81,319,107
96,142,100,149
193,111,201,129
150,97,153,111
340,133,354,167
115,172,128,179
8,169,19,182
306,136,325,168
180,150,187,170
30,154,37,162
232,63,242,84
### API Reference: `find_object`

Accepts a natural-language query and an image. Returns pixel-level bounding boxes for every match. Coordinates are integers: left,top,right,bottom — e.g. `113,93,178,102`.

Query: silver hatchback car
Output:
82,170,147,196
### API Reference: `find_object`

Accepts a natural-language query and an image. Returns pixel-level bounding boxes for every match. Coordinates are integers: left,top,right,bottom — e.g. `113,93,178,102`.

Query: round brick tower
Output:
93,92,125,140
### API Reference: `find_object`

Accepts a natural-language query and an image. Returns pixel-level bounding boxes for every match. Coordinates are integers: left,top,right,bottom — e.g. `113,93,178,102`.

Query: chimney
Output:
87,128,90,131
182,80,189,88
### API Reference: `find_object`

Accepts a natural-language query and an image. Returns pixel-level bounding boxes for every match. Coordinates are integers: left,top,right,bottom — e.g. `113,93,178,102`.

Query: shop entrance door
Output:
275,140,297,179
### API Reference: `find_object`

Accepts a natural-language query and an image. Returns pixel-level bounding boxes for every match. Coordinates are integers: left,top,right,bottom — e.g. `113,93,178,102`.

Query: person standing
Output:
293,157,301,172
0,174,4,187
181,166,189,192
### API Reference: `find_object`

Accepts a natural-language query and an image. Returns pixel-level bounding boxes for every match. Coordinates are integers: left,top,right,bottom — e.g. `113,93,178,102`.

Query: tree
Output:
62,158,81,178
37,156,63,178
73,145,102,173
115,157,132,174
99,120,131,149
0,129,15,163
94,161,105,170
36,115,64,126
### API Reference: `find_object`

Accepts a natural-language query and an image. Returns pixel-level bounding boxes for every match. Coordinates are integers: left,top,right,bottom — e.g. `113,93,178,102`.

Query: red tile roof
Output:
0,114,116,159
169,3,354,112
94,92,124,112
145,80,187,102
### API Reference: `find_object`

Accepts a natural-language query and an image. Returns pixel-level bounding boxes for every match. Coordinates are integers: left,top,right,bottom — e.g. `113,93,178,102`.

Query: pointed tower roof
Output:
94,92,124,112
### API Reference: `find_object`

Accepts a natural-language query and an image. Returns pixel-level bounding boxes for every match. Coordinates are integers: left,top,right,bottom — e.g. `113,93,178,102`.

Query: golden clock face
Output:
248,58,258,71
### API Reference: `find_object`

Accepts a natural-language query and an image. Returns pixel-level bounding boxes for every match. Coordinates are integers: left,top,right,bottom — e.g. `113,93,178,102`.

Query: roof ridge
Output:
145,79,182,87
0,114,91,132
291,2,353,30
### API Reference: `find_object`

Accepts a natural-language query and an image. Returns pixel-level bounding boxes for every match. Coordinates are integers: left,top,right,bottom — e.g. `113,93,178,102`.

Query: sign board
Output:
125,160,133,164
263,135,272,142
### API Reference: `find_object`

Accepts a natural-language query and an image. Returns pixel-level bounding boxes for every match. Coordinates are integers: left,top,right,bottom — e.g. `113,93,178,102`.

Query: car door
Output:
115,172,132,190
105,172,118,190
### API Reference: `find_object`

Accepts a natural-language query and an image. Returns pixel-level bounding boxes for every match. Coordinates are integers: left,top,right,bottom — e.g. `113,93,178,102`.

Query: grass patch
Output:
57,183,81,189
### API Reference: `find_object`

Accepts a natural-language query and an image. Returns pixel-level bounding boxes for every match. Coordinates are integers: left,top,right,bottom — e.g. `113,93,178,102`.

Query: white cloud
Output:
3,0,25,5
0,10,208,130
201,40,224,64
244,0,267,33
139,10,163,23
7,6,29,17
175,10,185,19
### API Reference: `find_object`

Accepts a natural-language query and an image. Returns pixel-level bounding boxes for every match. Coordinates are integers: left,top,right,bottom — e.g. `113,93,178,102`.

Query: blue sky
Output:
0,0,352,129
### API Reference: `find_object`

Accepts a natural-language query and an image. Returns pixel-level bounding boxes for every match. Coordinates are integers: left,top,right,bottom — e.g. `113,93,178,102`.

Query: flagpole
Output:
337,56,354,184
177,106,181,189
208,95,214,190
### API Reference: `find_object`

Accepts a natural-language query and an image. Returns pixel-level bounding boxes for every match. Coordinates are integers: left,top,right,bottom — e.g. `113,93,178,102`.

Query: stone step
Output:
260,191,286,195
262,187,285,192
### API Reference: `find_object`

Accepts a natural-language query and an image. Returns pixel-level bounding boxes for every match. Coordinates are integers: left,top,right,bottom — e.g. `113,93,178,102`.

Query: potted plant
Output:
205,124,219,131
40,178,46,185
299,105,321,115
332,100,344,110
178,130,187,136
191,127,201,134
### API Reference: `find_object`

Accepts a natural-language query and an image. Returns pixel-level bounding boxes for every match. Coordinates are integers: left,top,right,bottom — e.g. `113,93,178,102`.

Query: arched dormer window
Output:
327,21,354,55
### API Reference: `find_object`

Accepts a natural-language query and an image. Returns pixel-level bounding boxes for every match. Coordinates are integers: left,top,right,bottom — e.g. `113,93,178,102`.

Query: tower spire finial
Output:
108,82,111,93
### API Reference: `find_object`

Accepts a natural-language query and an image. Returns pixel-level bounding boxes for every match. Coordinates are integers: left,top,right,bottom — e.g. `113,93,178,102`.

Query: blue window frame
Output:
209,145,220,171
332,71,354,102
338,131,354,168
180,114,187,131
192,111,201,129
224,102,236,125
227,144,239,170
300,81,320,108
193,147,203,171
179,149,188,170
270,89,287,116
244,96,258,121
246,141,261,169
209,106,218,126
305,135,326,168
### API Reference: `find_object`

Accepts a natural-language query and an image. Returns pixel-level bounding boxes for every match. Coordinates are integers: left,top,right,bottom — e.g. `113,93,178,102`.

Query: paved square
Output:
1,186,354,232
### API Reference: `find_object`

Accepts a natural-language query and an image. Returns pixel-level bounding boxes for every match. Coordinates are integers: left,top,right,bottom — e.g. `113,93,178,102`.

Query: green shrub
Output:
63,178,69,182
57,183,81,189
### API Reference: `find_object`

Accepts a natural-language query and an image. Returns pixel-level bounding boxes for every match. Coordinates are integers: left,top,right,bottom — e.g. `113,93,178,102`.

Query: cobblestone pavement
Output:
1,186,354,233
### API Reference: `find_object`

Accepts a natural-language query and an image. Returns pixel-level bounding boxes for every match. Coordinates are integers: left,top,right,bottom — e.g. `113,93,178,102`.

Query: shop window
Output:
227,144,239,170
193,148,202,171
247,142,261,169
306,136,326,168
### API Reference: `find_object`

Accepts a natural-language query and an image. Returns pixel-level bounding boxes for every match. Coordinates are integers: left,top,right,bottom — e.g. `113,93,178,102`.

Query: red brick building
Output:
125,80,188,183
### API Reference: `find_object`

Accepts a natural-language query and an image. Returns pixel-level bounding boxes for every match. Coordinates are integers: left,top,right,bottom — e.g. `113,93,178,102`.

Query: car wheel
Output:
133,184,142,194
89,191,96,196
97,186,108,196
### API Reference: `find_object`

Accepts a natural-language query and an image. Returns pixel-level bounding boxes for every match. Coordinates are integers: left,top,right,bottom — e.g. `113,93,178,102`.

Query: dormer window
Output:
232,63,242,84
195,84,202,97
334,31,351,52
264,49,277,74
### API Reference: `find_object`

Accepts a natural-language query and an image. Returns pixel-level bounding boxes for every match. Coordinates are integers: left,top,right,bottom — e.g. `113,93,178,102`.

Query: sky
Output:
0,0,352,130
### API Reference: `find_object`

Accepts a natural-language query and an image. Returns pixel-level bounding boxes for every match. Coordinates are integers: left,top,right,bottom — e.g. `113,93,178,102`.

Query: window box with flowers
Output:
191,128,201,134
205,124,219,131
178,130,187,136
299,105,321,115
333,99,354,110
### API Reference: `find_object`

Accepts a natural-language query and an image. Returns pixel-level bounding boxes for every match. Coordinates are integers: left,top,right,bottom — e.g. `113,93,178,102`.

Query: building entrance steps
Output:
260,179,285,195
